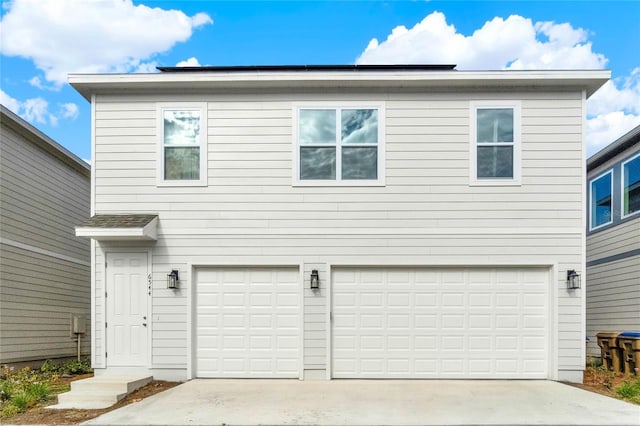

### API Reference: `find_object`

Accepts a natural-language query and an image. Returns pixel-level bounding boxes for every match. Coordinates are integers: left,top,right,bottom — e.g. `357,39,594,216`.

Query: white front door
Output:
106,252,149,366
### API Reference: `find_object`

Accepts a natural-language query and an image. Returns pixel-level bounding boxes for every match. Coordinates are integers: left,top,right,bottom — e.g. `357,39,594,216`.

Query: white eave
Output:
68,69,611,101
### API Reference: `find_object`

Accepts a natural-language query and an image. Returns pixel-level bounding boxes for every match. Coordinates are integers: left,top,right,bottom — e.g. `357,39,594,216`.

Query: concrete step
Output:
55,390,127,409
48,375,152,410
71,375,152,394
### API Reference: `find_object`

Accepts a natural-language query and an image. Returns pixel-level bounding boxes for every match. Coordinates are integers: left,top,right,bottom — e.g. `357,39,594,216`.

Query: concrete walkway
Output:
83,379,640,425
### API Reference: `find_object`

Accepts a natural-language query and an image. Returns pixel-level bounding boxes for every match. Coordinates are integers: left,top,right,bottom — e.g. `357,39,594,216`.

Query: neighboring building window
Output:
158,105,207,186
590,171,613,229
296,107,383,185
622,153,640,217
470,102,521,185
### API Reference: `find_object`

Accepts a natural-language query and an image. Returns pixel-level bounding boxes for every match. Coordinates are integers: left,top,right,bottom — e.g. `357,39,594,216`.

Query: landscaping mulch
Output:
5,377,179,425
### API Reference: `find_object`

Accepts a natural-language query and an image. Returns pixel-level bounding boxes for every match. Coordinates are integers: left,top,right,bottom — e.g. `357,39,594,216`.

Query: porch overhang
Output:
76,214,159,241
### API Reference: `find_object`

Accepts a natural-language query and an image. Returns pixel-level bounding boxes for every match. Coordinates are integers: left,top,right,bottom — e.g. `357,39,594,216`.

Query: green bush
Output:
61,358,92,375
615,379,640,400
25,382,50,402
0,364,62,419
10,393,32,413
40,359,58,374
0,402,20,417
0,380,14,402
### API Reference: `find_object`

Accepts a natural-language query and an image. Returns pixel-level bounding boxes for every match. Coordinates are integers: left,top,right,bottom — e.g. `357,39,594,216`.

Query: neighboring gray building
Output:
70,65,609,383
586,125,640,358
0,105,91,364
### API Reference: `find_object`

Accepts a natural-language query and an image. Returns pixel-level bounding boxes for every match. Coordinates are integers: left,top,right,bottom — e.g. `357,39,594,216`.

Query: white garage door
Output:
195,267,300,378
332,267,549,379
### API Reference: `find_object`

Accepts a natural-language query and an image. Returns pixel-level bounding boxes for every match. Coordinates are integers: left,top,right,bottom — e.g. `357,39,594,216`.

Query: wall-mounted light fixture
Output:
167,269,179,289
310,269,319,290
566,269,581,290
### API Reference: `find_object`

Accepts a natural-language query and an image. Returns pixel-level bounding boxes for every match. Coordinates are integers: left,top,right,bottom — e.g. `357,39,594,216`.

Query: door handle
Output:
142,323,147,327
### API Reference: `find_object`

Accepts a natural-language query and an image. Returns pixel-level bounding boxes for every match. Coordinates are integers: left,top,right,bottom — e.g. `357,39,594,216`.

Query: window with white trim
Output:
622,153,640,218
470,102,521,185
296,107,383,185
158,105,207,186
590,171,613,230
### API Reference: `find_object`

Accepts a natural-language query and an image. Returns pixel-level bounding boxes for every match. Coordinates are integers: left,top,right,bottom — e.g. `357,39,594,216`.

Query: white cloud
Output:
586,112,640,154
357,12,605,70
176,57,201,67
356,11,638,156
59,102,79,120
1,89,79,126
0,0,213,85
587,69,640,116
585,70,640,154
22,97,52,125
29,76,44,89
1,88,21,112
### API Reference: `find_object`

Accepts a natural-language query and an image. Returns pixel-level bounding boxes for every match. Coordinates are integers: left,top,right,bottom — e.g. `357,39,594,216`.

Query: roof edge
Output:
68,69,611,102
0,105,90,176
157,64,457,72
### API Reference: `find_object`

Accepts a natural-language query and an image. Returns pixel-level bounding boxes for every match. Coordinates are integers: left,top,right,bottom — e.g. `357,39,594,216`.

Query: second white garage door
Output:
332,267,549,379
195,267,300,378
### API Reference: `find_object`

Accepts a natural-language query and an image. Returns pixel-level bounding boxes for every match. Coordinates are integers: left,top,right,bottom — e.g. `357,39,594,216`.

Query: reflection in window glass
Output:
475,107,515,181
342,147,377,179
298,107,380,182
623,155,640,216
342,109,378,144
299,110,336,144
477,146,513,178
165,147,199,180
163,109,201,181
164,110,200,145
591,173,612,228
477,109,514,143
300,147,336,180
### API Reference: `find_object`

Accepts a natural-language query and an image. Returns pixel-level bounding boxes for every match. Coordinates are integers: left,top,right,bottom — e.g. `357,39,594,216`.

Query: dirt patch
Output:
565,367,640,405
5,378,179,425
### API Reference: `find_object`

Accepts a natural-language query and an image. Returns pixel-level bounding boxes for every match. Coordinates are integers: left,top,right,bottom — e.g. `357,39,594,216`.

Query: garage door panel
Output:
196,267,300,378
332,267,548,379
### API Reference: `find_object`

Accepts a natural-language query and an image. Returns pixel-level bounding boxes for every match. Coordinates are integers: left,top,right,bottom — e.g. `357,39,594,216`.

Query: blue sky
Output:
1,0,639,160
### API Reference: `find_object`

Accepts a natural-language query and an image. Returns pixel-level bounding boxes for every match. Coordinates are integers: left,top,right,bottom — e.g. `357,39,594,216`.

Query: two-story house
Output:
0,105,91,365
586,125,640,358
70,65,609,383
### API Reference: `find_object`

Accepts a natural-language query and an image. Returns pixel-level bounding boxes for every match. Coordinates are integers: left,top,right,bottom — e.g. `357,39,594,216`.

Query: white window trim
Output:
157,103,208,187
292,102,386,187
589,169,614,231
469,101,522,186
621,151,640,219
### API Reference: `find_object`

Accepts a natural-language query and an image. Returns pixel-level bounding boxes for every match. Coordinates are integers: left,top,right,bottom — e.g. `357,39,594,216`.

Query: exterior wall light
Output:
167,269,179,289
310,269,319,290
567,269,581,290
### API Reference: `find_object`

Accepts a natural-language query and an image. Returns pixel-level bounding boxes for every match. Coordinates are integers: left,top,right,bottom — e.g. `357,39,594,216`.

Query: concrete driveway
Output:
84,379,640,425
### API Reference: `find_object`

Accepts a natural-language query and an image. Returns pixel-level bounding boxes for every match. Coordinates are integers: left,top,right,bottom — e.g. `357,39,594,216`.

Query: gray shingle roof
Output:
78,214,158,228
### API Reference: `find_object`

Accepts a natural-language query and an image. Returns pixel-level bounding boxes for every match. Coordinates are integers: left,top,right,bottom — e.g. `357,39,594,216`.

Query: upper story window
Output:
622,153,640,218
158,104,207,186
294,105,384,186
590,171,613,230
470,101,521,186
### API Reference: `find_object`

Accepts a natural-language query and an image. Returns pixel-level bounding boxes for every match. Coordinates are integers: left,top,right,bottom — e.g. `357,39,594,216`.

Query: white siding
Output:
91,89,585,378
0,120,91,363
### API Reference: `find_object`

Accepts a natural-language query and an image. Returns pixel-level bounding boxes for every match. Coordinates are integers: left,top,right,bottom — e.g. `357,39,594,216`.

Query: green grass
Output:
615,378,640,403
